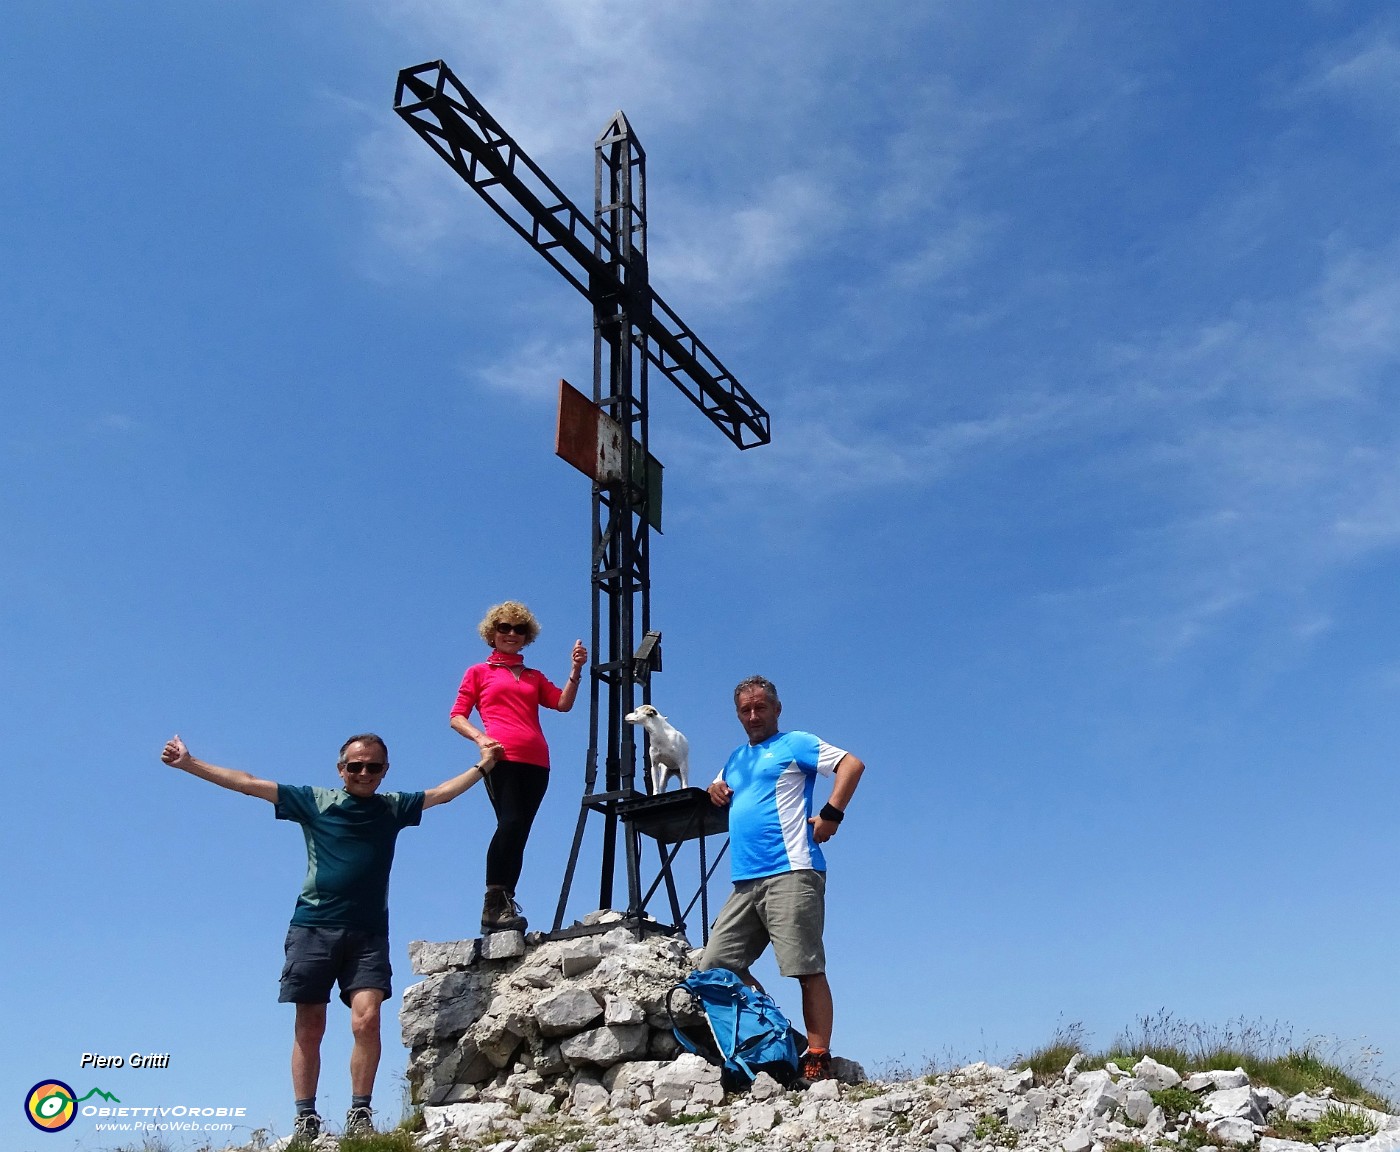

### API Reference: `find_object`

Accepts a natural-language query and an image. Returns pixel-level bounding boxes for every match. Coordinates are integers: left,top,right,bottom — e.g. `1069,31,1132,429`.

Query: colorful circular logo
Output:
25,1080,76,1132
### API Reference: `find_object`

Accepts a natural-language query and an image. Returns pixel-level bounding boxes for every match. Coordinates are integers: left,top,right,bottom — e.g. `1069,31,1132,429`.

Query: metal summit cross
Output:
394,61,770,937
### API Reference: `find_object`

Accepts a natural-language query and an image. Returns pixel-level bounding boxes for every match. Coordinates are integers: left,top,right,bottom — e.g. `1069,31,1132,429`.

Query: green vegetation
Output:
1269,1104,1379,1144
664,1108,720,1125
519,1115,594,1149
1014,1012,1395,1111
974,1111,1020,1147
337,1131,423,1152
1150,1086,1199,1118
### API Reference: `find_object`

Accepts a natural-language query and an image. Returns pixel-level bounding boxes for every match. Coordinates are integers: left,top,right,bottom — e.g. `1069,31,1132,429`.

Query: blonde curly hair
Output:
478,600,541,647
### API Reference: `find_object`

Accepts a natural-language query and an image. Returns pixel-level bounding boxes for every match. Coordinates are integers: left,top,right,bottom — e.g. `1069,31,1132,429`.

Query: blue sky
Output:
6,2,1400,1147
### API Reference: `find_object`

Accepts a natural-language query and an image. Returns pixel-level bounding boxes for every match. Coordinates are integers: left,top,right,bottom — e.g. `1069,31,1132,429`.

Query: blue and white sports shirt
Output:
718,730,847,881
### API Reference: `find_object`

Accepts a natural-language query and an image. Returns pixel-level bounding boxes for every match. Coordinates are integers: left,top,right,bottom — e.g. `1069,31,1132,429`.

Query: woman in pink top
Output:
451,600,586,933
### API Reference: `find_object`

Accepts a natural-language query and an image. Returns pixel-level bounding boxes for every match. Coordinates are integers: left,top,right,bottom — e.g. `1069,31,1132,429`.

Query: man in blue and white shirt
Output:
700,675,866,1083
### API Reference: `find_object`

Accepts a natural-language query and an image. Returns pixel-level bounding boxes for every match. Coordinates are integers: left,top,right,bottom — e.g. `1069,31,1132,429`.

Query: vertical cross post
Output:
590,112,648,917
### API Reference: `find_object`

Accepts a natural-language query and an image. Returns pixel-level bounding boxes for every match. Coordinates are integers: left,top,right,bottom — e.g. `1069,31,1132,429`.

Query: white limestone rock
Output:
1208,1116,1258,1145
931,1113,974,1147
557,938,603,977
1008,1098,1039,1132
1260,1139,1316,1152
1072,1070,1115,1098
1349,1131,1400,1152
640,1098,671,1124
480,931,527,960
423,1100,509,1138
1132,1056,1183,1092
533,987,604,1037
688,1081,726,1108
1062,1127,1094,1152
1203,1086,1269,1123
1124,1089,1155,1125
516,1087,556,1114
477,1014,528,1069
1144,1104,1168,1139
560,1024,650,1068
409,938,479,974
858,1096,895,1128
652,1053,723,1104
746,1103,780,1131
601,1060,665,1094
1004,1068,1036,1094
603,992,645,1025
401,969,492,1046
1185,1069,1251,1092
569,1074,610,1114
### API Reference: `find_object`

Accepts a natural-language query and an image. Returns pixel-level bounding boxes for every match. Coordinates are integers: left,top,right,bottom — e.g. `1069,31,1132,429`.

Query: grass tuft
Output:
336,1131,424,1152
1269,1104,1379,1144
1012,1011,1395,1111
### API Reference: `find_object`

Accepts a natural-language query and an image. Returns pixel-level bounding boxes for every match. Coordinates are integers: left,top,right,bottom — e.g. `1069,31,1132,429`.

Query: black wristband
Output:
819,803,845,824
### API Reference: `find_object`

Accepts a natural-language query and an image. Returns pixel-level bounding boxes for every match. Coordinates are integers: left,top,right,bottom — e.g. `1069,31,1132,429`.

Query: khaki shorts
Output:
700,869,826,978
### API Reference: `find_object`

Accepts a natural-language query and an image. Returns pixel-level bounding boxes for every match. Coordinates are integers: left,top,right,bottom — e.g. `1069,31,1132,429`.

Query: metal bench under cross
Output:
394,61,771,937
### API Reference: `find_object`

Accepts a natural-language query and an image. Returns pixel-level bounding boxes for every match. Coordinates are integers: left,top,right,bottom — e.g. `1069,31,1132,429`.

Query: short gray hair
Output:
339,732,389,762
733,675,779,707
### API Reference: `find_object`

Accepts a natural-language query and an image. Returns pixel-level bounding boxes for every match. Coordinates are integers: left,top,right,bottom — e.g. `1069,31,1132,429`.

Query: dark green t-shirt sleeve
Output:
387,791,425,828
274,783,320,824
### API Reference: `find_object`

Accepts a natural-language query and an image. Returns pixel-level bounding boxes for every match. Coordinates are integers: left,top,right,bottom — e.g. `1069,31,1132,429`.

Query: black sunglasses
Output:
342,761,386,775
495,622,530,636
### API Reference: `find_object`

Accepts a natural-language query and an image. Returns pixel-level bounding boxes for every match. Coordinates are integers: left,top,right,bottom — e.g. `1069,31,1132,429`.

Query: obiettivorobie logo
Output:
24,1080,120,1133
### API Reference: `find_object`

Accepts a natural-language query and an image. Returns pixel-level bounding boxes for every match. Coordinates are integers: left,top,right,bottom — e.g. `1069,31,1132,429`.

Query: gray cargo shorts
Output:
699,869,826,978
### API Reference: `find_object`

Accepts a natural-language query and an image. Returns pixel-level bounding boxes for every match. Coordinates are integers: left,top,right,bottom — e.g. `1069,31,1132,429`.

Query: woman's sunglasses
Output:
495,622,530,636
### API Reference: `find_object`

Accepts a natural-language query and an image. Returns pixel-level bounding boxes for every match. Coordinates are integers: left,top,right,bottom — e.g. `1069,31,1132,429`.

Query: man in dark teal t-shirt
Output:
161,731,488,1142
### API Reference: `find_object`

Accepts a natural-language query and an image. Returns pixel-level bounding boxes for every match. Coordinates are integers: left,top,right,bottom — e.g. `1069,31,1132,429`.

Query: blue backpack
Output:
667,968,801,1088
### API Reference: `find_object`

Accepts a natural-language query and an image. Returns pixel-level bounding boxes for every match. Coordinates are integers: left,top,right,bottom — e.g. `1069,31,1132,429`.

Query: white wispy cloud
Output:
471,334,588,404
650,172,842,305
1301,23,1400,126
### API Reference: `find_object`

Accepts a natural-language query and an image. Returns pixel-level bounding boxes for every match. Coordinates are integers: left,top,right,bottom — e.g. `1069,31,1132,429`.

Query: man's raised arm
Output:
161,735,279,803
423,759,492,810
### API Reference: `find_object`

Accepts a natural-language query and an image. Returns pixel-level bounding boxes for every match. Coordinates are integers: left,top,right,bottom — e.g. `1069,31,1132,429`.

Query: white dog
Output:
624,704,690,794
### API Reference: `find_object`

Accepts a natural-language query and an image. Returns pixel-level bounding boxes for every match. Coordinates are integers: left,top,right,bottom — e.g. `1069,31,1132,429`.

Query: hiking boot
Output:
290,1111,322,1145
343,1105,374,1137
798,1048,832,1084
481,886,526,933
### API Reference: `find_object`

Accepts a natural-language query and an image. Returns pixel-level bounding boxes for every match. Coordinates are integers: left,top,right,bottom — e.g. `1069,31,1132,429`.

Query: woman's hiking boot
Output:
481,886,527,933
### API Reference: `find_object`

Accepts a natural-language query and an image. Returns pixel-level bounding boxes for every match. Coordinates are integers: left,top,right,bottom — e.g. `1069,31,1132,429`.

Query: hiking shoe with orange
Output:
799,1048,832,1083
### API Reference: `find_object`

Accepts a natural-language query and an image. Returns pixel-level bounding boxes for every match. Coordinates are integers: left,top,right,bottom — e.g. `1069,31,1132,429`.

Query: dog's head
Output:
624,705,660,724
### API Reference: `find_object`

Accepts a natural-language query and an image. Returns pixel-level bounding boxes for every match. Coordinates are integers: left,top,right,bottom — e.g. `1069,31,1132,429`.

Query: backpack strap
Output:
666,983,703,1057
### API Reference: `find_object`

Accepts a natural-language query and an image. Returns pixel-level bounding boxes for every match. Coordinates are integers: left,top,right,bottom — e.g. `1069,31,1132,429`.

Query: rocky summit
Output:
226,917,1400,1151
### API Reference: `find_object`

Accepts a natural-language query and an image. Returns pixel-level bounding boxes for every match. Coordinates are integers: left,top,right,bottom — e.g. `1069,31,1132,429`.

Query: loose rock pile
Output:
235,919,1400,1151
400,912,710,1113
389,1051,1400,1152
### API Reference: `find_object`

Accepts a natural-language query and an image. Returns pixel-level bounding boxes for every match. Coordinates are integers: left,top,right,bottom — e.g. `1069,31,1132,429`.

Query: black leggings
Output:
483,761,549,891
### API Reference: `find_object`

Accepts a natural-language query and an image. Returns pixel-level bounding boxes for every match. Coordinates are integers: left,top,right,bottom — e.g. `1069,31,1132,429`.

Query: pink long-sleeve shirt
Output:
450,659,563,768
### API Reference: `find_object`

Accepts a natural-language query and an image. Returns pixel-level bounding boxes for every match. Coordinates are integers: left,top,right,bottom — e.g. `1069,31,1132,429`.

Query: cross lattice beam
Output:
394,60,771,450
